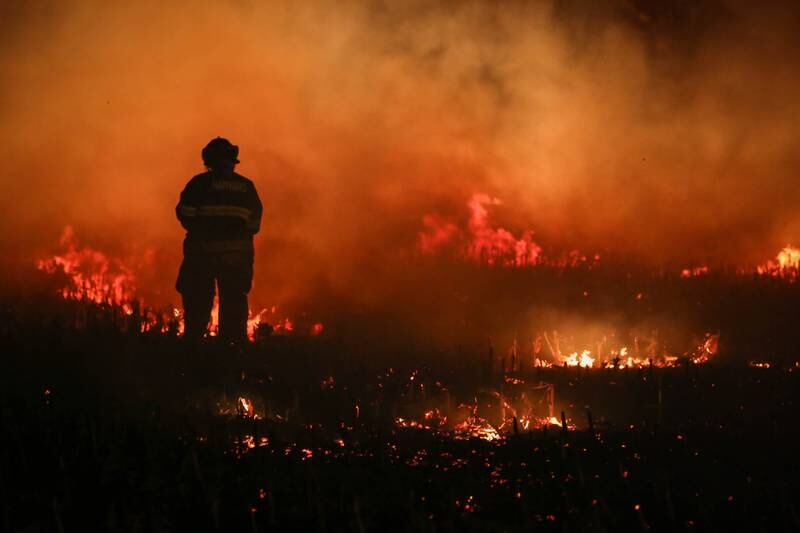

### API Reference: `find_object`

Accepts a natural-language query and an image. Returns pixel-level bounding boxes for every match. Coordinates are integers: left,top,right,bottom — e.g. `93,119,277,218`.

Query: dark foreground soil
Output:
2,301,799,532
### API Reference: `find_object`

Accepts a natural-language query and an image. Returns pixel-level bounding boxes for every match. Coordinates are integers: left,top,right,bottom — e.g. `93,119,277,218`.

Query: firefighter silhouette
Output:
176,137,263,342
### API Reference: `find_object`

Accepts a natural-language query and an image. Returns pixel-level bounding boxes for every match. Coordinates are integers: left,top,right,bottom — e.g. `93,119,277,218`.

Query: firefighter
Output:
175,137,263,343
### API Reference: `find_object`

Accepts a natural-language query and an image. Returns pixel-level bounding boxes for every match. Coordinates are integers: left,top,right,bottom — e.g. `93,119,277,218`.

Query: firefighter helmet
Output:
202,137,240,167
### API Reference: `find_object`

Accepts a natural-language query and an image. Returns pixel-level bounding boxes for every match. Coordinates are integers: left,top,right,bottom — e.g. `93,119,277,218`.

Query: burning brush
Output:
36,226,322,340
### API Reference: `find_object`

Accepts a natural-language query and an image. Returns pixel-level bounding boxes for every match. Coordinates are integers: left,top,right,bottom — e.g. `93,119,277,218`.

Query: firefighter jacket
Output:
176,170,263,255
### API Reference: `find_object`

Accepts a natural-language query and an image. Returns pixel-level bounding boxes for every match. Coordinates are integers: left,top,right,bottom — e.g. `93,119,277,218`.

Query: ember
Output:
681,266,709,278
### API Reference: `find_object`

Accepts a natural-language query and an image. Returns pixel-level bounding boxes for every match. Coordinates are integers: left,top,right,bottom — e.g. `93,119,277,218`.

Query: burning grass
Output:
11,219,800,529
35,226,322,340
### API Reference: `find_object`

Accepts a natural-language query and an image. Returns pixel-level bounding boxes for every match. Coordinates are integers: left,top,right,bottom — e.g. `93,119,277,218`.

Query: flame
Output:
691,332,720,364
274,317,294,333
562,350,595,368
37,226,319,340
777,246,800,269
247,308,268,340
238,396,255,418
545,416,562,427
208,297,219,336
418,214,459,255
464,194,542,267
36,226,139,306
756,245,800,278
681,246,800,279
531,329,717,370
418,193,596,268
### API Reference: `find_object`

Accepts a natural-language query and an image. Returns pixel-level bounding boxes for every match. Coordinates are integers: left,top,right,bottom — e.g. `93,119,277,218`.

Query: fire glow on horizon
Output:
5,1,800,316
33,212,784,365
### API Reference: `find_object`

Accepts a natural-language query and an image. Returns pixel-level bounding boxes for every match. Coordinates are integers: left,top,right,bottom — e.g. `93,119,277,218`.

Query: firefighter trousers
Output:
176,250,253,342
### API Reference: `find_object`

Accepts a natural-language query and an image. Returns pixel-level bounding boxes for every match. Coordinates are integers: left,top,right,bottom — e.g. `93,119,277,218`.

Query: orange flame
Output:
37,226,319,340
562,350,595,368
756,245,800,278
36,226,140,306
464,194,542,267
419,193,597,268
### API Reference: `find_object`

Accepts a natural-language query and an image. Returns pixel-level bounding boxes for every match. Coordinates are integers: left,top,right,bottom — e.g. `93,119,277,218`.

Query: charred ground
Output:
2,266,800,531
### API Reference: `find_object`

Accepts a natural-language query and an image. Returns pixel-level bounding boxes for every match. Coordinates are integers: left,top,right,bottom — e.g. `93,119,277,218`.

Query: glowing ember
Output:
395,381,559,441
273,317,294,333
396,408,448,431
396,417,437,431
777,246,800,269
453,416,502,441
231,435,269,457
681,266,709,278
455,495,478,513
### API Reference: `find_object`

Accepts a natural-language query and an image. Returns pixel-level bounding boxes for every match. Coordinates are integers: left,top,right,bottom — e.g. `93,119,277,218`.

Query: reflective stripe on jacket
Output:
176,170,263,254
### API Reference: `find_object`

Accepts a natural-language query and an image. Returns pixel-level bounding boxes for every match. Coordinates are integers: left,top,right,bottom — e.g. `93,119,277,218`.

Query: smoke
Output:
2,0,800,322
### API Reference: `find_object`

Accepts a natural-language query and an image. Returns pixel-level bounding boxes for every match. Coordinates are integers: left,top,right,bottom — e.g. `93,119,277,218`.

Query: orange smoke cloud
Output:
2,0,800,317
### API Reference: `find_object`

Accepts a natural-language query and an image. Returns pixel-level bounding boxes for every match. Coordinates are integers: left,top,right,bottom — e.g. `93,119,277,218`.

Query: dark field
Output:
2,288,800,532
